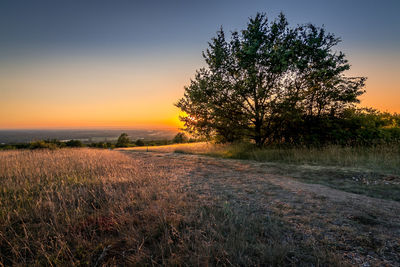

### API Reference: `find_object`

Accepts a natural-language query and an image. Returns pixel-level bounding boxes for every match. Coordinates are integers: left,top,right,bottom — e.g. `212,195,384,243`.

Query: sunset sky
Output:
1,0,399,130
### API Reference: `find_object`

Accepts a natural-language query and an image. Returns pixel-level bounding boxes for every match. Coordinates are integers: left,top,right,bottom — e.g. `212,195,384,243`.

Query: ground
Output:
122,150,400,266
1,147,399,266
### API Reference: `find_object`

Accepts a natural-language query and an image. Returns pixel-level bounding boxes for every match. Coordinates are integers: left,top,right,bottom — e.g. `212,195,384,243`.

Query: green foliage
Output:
116,133,130,147
172,132,189,143
135,139,145,146
65,140,84,147
176,13,366,146
1,139,87,150
288,108,400,146
0,144,18,150
88,142,114,149
29,140,62,150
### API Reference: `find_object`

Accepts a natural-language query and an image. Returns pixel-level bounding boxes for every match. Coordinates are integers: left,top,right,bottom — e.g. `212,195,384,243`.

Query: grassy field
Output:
122,142,400,201
0,148,349,266
121,142,400,174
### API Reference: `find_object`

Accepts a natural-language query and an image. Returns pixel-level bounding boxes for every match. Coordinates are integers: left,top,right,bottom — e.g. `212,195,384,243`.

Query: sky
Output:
0,0,399,130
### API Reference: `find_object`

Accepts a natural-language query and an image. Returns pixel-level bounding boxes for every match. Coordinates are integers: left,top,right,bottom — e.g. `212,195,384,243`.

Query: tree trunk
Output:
254,119,263,147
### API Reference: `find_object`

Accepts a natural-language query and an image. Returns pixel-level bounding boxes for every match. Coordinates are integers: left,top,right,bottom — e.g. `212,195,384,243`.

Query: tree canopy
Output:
176,13,366,146
173,132,189,143
116,133,130,147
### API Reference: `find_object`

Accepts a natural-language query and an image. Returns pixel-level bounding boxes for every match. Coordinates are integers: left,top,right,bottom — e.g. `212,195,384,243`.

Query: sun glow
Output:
0,53,197,129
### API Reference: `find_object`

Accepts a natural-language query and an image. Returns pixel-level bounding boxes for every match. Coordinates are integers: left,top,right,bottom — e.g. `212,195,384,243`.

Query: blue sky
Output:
1,0,398,52
1,0,399,128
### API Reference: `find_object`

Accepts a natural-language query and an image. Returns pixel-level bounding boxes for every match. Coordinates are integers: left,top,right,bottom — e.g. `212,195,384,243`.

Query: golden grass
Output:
0,148,190,265
117,142,220,154
0,148,343,266
120,142,400,173
121,142,400,200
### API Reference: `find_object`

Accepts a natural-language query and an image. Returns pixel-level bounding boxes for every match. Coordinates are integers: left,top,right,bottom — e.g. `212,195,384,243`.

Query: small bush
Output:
135,139,145,146
65,140,84,147
29,140,59,150
173,132,189,143
116,133,130,147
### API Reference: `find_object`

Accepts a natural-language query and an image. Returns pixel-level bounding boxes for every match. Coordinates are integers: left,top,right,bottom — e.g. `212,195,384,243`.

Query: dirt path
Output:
123,151,400,266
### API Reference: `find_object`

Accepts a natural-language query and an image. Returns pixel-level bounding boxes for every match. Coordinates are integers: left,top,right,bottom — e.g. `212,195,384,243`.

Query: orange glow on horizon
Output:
346,50,400,114
0,101,185,130
0,49,399,130
0,54,193,130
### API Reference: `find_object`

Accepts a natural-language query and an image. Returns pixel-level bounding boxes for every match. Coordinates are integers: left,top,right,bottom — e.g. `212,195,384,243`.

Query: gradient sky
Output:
1,0,399,129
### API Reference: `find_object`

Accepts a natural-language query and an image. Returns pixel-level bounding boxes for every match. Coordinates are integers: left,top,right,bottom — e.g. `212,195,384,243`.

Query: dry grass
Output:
0,148,341,266
0,148,190,265
122,142,400,201
117,142,219,154
121,142,400,175
124,151,400,266
205,144,400,201
226,144,400,175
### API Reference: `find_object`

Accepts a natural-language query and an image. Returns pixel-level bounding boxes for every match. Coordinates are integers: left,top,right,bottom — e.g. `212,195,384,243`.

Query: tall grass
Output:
187,143,400,175
124,142,400,174
0,149,189,265
0,148,339,266
203,143,400,200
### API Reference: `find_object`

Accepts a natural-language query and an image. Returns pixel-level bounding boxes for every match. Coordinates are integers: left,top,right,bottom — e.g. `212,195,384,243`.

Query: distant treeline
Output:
266,108,400,147
0,132,195,150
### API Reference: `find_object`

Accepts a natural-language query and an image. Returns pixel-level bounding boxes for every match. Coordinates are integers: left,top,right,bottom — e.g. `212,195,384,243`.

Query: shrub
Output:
116,133,130,147
135,139,145,146
173,132,188,143
65,140,84,147
29,140,59,150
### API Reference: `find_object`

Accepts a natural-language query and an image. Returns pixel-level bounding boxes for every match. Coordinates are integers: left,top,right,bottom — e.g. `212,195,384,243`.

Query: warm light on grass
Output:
0,149,190,265
117,142,217,153
0,148,336,265
1,148,399,265
128,142,400,175
121,142,400,200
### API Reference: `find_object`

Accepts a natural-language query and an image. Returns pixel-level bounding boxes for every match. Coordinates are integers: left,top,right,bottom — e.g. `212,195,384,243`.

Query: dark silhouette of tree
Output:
176,13,366,146
135,139,145,146
173,132,188,143
65,140,83,147
116,133,130,147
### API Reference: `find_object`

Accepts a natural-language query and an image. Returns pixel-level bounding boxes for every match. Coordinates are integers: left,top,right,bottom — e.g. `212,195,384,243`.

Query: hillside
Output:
1,148,399,266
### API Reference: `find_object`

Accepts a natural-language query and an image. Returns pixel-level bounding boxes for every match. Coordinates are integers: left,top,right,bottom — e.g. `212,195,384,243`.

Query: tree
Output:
173,132,188,143
135,139,145,146
65,139,84,147
176,13,366,146
116,133,130,147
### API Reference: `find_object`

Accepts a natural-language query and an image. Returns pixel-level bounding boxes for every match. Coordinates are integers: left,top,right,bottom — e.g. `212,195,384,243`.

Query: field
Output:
1,147,400,266
121,143,400,201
